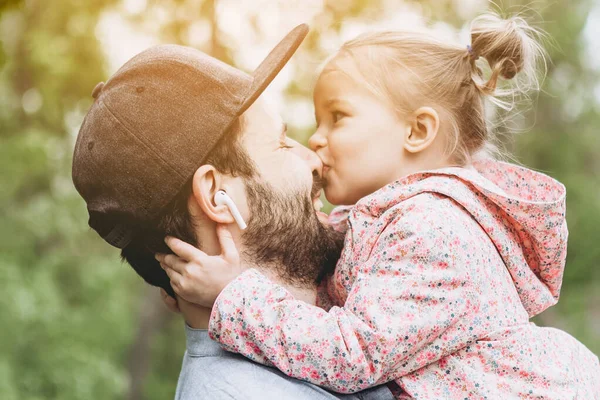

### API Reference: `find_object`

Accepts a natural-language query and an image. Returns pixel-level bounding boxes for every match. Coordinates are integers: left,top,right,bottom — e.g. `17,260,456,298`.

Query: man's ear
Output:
190,165,235,225
404,106,440,154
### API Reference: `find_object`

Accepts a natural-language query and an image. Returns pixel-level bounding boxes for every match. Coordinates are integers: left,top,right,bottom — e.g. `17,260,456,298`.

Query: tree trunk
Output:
126,286,170,400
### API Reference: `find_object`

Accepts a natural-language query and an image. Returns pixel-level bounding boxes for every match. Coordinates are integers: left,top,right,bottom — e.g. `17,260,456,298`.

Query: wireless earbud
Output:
214,190,247,230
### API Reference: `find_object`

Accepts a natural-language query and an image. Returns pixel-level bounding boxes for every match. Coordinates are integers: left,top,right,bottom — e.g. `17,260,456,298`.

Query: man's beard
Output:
241,175,346,287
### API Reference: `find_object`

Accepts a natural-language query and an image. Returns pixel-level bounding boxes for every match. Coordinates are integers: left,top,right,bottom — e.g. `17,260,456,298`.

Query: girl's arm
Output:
327,205,354,233
207,215,478,393
315,205,353,310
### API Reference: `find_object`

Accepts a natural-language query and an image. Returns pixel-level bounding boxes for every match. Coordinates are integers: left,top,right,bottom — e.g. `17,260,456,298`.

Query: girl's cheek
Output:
323,170,340,203
325,184,346,206
328,136,343,161
326,168,356,205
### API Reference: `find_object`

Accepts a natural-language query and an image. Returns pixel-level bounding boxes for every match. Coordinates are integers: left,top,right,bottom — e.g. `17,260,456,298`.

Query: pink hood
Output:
467,160,567,316
354,159,568,317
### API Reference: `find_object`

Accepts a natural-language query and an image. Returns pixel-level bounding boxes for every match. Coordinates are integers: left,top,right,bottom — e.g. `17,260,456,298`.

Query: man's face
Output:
233,99,345,285
240,99,323,212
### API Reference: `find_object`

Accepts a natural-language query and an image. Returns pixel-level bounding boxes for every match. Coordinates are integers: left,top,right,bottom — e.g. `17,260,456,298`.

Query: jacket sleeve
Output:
327,206,353,233
208,213,477,393
314,206,353,310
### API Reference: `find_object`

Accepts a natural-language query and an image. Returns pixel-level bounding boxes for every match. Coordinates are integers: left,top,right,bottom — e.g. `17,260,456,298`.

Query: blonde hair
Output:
334,12,546,164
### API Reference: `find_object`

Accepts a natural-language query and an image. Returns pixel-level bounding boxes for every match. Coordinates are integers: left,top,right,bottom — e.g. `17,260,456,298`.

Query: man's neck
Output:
178,299,211,329
180,278,316,330
256,267,317,305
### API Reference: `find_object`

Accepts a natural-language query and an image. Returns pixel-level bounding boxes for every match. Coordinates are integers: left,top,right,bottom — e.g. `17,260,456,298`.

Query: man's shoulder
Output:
175,327,394,400
175,349,344,400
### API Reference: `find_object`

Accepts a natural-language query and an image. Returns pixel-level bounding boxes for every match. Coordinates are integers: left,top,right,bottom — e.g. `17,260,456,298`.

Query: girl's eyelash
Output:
332,111,345,122
280,144,294,149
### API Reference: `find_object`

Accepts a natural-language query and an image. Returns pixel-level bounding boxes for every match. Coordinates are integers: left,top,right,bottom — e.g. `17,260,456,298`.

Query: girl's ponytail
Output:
469,13,546,103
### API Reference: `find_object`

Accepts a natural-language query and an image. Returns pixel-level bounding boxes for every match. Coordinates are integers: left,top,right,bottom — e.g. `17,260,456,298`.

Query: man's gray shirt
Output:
175,325,394,400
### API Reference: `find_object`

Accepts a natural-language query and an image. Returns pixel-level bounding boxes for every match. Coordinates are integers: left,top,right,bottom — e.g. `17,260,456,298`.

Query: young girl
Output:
158,13,600,399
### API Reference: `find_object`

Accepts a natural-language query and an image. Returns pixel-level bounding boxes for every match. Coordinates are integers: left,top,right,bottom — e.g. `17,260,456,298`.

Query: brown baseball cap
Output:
73,24,309,249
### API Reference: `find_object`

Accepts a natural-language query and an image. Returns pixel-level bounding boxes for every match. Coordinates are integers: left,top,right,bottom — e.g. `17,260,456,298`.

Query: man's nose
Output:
292,141,323,178
305,147,323,178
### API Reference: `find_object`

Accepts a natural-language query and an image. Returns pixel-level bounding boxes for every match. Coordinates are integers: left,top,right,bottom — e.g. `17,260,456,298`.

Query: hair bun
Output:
469,13,545,95
471,16,525,79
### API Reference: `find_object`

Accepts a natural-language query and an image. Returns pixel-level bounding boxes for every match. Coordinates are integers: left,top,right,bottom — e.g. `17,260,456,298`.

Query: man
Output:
72,24,393,399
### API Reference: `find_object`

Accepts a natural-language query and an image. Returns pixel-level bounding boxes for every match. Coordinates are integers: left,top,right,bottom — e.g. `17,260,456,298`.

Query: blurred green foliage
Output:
0,0,598,399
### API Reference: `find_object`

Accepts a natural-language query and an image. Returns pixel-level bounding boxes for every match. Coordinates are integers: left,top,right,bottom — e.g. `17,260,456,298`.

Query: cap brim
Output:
238,24,309,115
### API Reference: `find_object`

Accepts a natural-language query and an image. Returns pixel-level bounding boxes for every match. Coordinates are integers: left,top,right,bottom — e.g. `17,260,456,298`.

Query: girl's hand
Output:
155,224,243,308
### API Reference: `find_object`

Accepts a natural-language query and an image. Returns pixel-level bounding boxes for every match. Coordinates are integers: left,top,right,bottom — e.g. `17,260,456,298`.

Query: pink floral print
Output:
208,159,600,399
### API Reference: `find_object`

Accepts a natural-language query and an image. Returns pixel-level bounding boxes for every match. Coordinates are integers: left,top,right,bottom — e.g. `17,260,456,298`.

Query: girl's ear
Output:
404,107,440,154
190,165,235,225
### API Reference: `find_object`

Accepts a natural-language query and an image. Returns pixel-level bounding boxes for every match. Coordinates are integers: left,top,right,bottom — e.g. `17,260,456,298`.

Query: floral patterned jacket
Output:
208,160,600,399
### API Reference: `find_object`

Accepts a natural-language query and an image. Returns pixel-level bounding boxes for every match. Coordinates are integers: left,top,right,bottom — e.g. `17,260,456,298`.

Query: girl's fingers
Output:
163,265,184,290
158,254,188,275
216,224,239,261
165,236,208,262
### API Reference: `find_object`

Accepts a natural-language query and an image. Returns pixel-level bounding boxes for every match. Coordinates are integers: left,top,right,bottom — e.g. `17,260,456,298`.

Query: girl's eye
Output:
332,111,345,123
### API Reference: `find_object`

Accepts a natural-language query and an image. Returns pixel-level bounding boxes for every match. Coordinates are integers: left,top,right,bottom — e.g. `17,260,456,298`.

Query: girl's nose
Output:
308,130,327,152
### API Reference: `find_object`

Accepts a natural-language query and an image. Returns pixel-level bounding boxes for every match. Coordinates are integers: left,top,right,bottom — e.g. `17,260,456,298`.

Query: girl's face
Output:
309,55,411,205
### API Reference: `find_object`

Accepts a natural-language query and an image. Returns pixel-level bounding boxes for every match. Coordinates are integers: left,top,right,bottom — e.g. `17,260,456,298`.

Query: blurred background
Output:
0,0,598,398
